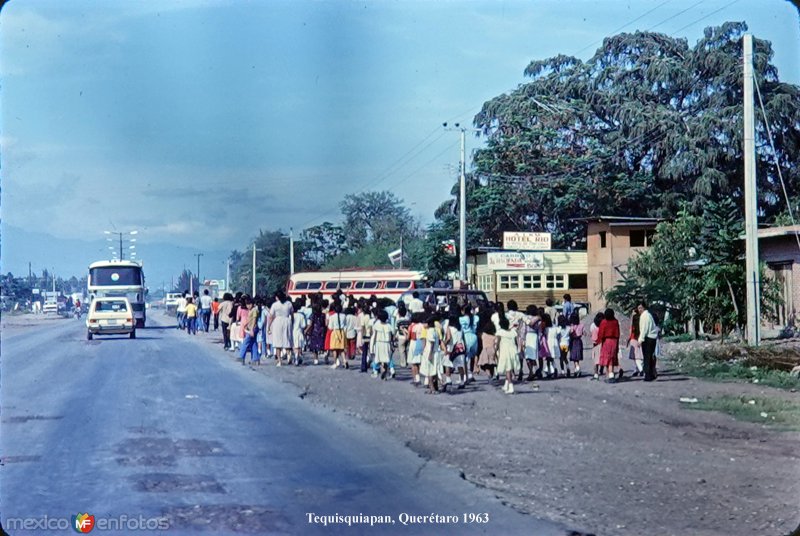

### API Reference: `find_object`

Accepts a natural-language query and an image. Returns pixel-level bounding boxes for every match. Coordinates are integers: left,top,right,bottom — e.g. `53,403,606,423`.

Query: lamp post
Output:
443,122,480,284
194,253,204,289
289,228,295,276
104,230,138,260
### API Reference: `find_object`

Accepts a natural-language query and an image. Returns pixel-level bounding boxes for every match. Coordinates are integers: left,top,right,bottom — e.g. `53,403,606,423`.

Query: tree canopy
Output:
443,22,800,250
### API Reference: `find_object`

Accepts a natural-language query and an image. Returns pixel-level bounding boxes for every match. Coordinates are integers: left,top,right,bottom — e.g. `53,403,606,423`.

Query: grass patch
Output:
685,395,800,430
663,333,695,343
669,346,800,390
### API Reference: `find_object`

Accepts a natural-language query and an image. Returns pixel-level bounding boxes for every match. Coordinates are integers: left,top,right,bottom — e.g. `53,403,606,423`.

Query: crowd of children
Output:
184,290,660,395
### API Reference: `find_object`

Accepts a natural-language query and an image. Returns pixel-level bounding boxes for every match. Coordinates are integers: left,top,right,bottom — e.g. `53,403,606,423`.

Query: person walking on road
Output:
199,289,213,333
562,294,575,321
370,309,395,380
496,315,521,394
270,292,294,366
176,291,188,330
568,311,584,377
598,308,621,383
459,304,479,384
306,303,327,365
628,309,645,377
638,301,659,381
590,312,604,380
185,297,198,335
291,298,307,366
219,293,233,350
211,297,221,331
239,297,260,365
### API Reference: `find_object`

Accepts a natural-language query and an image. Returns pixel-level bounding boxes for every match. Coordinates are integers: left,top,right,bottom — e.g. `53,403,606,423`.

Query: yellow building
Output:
467,247,588,308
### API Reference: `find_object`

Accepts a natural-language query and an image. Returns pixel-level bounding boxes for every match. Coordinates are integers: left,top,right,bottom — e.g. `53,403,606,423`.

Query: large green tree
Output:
446,22,800,249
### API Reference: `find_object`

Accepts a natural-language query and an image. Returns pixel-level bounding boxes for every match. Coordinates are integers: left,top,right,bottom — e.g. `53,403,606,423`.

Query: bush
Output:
669,345,800,390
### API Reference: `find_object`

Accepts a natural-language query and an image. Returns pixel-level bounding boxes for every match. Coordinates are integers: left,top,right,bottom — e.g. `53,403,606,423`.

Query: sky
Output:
1,0,799,287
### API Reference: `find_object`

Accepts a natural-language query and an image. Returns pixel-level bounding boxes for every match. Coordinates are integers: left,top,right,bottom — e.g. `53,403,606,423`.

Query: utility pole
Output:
444,122,480,285
289,228,295,276
225,259,231,294
743,33,760,346
252,243,262,296
400,235,404,270
194,253,204,288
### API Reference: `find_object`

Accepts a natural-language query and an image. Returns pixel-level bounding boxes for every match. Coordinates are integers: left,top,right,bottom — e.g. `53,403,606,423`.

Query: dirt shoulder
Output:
1,313,68,336
194,327,799,536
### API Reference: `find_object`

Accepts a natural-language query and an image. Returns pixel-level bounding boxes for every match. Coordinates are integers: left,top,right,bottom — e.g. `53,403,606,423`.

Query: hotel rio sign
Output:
503,232,552,251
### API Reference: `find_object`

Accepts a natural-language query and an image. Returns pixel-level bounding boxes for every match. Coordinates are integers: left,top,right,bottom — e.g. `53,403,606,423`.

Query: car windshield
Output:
95,300,128,312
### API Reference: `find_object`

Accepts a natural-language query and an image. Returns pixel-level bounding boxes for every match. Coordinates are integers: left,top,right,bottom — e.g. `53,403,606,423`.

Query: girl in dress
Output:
291,298,307,366
370,309,395,380
557,314,571,377
590,312,604,380
568,311,584,377
459,304,479,384
523,305,540,381
344,306,358,366
628,309,644,377
306,303,327,365
270,292,294,366
444,314,466,390
495,315,521,394
327,302,347,369
420,315,444,393
546,313,561,379
476,318,498,382
357,301,372,373
597,308,621,383
407,313,425,386
539,312,556,379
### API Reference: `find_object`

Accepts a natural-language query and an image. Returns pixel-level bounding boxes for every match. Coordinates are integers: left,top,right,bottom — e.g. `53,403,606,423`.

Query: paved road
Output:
1,315,575,535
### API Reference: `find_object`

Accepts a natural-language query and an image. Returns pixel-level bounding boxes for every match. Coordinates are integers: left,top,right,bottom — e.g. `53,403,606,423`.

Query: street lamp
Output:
443,122,481,284
194,253,204,288
103,230,138,260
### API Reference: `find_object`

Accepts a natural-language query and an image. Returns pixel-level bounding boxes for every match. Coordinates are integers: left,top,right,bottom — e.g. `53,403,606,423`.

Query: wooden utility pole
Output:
743,34,761,346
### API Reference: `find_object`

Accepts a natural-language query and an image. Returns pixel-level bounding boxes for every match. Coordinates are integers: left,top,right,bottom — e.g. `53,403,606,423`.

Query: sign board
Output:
32,288,40,295
203,279,226,291
502,232,552,251
487,251,544,271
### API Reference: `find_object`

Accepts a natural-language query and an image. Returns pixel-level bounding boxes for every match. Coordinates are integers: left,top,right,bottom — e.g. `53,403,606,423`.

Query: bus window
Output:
385,281,397,289
306,282,322,290
339,281,352,290
354,281,379,290
295,282,309,290
325,281,340,290
395,281,412,289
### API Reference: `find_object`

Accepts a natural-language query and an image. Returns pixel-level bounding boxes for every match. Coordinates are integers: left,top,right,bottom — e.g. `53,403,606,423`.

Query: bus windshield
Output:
90,267,143,286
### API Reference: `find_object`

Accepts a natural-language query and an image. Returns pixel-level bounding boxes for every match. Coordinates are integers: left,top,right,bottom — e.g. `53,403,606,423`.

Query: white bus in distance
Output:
287,270,425,302
88,260,147,327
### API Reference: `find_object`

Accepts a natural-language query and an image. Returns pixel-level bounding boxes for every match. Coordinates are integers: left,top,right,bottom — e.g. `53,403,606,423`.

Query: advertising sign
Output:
502,232,552,251
487,251,544,270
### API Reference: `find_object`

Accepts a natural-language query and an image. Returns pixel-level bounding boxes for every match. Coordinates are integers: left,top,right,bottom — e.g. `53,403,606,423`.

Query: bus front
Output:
88,261,146,327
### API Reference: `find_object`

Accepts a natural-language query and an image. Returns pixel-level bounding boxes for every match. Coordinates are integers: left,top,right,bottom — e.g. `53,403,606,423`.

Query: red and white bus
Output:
286,269,425,302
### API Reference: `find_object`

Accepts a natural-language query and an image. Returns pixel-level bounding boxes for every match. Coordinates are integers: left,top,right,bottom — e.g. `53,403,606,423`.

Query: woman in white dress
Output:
327,302,348,369
291,298,307,366
269,292,293,366
370,309,395,380
496,315,521,394
444,314,466,390
420,316,445,394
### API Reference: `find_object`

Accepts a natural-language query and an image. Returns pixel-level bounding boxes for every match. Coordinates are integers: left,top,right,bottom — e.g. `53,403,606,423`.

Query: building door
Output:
768,262,793,326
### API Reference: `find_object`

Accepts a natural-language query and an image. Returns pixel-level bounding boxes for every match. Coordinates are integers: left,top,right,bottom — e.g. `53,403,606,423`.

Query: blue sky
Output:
1,0,799,285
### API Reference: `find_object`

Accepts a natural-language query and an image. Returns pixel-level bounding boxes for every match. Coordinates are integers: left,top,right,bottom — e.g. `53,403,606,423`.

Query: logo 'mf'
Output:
72,513,95,533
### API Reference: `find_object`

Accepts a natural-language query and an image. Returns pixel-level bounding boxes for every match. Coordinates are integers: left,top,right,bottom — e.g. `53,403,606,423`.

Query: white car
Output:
86,297,136,340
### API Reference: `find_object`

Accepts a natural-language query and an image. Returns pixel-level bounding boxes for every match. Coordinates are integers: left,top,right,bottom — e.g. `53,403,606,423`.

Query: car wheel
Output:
130,330,136,339
87,331,93,340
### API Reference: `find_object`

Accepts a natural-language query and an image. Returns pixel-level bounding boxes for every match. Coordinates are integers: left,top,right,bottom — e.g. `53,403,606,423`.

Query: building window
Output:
499,275,520,290
569,274,588,289
545,274,566,289
630,229,655,247
522,275,542,289
599,231,607,248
